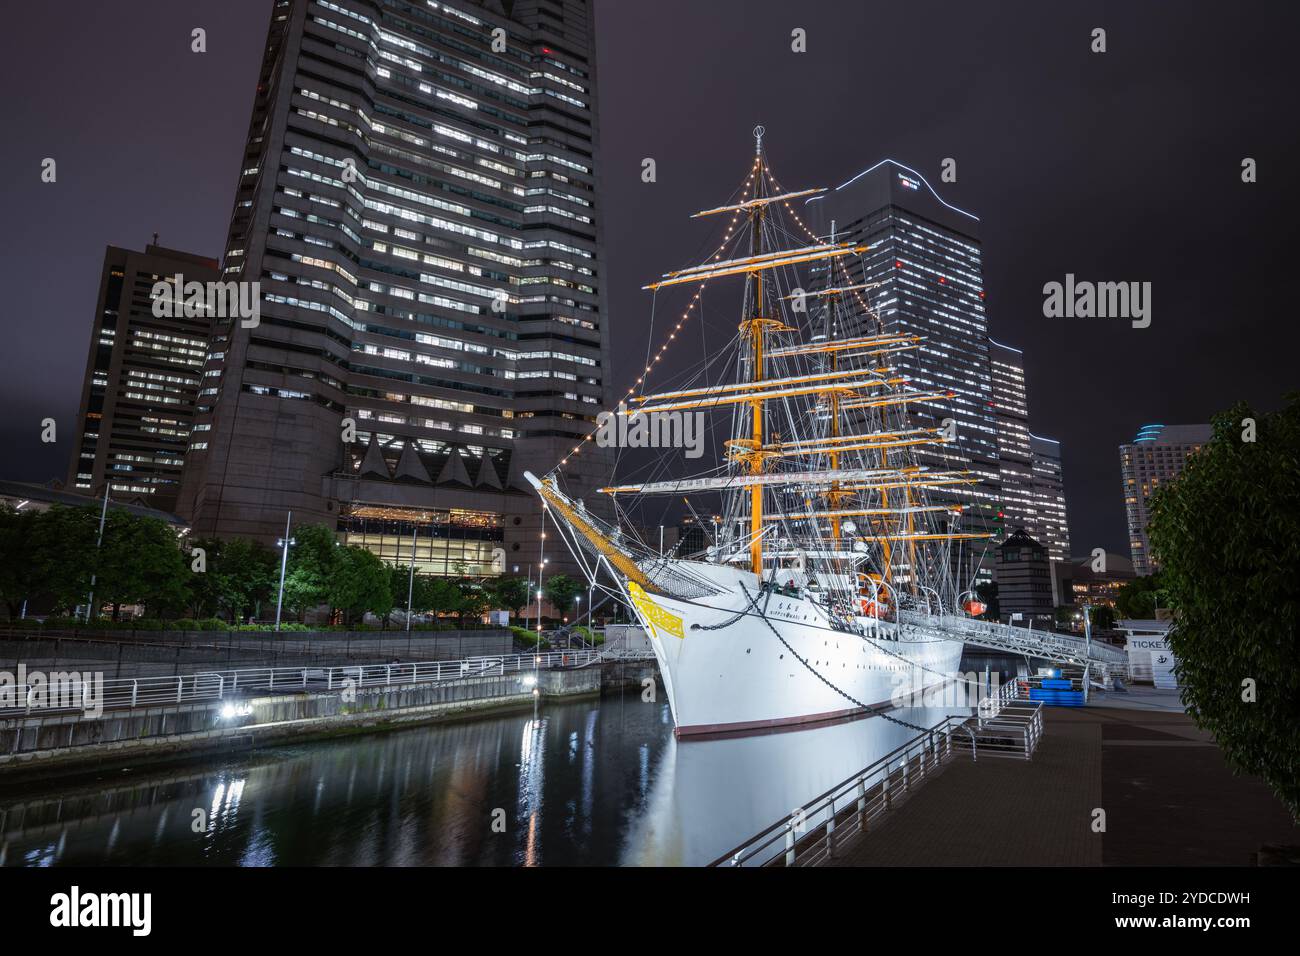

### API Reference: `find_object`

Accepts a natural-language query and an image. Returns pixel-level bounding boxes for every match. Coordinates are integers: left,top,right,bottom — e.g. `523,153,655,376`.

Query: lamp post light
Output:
274,511,295,633
405,524,418,632
84,482,111,623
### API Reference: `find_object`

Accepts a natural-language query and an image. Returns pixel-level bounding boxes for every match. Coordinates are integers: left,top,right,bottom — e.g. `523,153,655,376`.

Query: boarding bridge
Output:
901,611,1129,691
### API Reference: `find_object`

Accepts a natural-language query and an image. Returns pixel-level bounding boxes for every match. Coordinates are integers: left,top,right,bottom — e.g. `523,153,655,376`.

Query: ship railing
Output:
0,650,602,719
709,701,1044,868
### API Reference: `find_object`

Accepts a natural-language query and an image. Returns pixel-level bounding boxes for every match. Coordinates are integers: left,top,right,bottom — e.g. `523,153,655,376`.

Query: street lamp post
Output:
84,482,111,623
405,524,418,632
274,511,295,633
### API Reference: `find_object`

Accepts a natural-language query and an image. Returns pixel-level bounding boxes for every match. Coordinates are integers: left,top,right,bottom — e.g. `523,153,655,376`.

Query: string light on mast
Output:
554,160,761,470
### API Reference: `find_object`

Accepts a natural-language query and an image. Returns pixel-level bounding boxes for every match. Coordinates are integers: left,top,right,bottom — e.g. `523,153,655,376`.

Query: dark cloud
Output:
0,0,1295,558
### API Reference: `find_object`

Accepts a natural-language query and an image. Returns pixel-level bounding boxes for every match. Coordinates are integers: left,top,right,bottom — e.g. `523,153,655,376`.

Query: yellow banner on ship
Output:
627,581,684,639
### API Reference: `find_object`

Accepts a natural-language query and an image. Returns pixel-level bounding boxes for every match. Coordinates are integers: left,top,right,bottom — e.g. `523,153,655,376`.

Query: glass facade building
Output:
1119,423,1211,575
67,244,220,513
807,161,1001,588
177,0,613,575
988,338,1071,563
1029,433,1070,563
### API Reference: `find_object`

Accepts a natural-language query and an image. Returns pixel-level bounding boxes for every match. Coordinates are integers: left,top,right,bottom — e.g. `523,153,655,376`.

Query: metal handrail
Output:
0,650,602,718
903,611,1128,665
710,694,1045,868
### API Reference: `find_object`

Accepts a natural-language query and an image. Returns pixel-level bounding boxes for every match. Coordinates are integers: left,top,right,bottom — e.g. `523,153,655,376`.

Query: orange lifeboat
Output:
962,599,987,617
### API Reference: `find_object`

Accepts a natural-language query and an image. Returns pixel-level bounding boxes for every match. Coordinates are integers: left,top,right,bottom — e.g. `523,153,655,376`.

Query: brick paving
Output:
829,701,1296,866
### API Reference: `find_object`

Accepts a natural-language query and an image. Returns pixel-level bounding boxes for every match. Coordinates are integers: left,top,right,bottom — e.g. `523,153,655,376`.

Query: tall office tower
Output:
988,338,1034,537
178,0,612,577
67,243,219,513
1119,423,1212,575
1029,433,1070,562
807,161,1001,588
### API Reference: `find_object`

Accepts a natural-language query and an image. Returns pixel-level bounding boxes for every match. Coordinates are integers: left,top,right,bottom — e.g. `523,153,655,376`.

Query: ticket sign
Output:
1125,633,1179,688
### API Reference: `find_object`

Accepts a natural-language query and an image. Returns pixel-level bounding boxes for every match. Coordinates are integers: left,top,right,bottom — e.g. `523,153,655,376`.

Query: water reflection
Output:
0,694,967,867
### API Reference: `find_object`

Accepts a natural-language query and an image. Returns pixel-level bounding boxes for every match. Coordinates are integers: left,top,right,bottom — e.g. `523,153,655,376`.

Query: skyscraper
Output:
1120,423,1212,575
988,338,1034,539
178,0,612,577
807,160,1001,587
1029,432,1070,562
67,243,219,513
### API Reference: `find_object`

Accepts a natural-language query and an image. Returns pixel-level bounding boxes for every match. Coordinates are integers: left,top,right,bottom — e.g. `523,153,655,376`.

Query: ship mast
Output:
745,126,767,576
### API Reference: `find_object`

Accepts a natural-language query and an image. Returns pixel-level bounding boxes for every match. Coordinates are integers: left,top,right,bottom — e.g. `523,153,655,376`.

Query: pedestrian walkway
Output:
828,702,1295,866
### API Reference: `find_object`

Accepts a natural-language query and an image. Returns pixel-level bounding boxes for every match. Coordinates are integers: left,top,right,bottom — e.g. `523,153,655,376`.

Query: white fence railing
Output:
902,611,1128,666
710,700,1044,868
0,650,601,718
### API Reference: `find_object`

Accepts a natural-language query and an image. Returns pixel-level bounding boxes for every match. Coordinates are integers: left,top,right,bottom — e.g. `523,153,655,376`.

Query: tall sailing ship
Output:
527,129,992,736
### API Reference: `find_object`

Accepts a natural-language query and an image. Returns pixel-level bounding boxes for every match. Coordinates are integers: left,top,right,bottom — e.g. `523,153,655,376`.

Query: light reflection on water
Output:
0,693,968,867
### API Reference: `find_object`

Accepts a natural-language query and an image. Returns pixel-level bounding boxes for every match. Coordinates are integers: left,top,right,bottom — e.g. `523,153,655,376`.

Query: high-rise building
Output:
1120,423,1212,575
808,160,1001,587
67,243,219,512
988,338,1033,535
178,0,612,577
1029,433,1070,563
988,339,1071,564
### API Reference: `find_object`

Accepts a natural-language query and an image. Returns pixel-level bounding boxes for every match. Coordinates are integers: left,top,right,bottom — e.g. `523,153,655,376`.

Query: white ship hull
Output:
626,562,965,736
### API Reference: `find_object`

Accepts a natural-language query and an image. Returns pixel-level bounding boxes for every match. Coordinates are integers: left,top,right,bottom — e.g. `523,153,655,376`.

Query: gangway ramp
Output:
902,611,1128,689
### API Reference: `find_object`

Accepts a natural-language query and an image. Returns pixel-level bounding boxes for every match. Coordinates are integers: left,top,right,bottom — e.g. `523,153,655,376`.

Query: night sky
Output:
1,0,1296,557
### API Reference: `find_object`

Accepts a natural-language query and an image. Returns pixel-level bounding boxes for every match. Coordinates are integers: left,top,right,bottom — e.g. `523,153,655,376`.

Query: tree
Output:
1114,573,1165,620
426,577,464,621
0,506,47,619
185,536,226,618
91,510,189,619
1088,605,1116,630
490,576,531,619
34,505,100,614
214,537,278,623
1147,396,1300,820
330,545,392,626
456,579,489,626
544,574,583,621
282,524,339,620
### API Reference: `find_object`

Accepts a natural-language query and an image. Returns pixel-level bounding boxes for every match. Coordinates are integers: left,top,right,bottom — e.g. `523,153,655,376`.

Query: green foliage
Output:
457,580,489,624
1088,605,1117,630
330,545,392,625
0,505,48,619
426,577,464,618
33,506,101,613
490,576,531,616
282,524,339,618
186,536,278,622
1147,396,1300,820
90,510,190,618
543,574,583,617
510,625,548,650
1114,572,1166,620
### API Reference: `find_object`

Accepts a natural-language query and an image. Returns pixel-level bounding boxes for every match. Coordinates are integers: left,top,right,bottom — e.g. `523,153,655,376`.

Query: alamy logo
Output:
151,273,260,328
49,886,151,936
0,666,103,718
595,402,705,459
1042,274,1151,328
